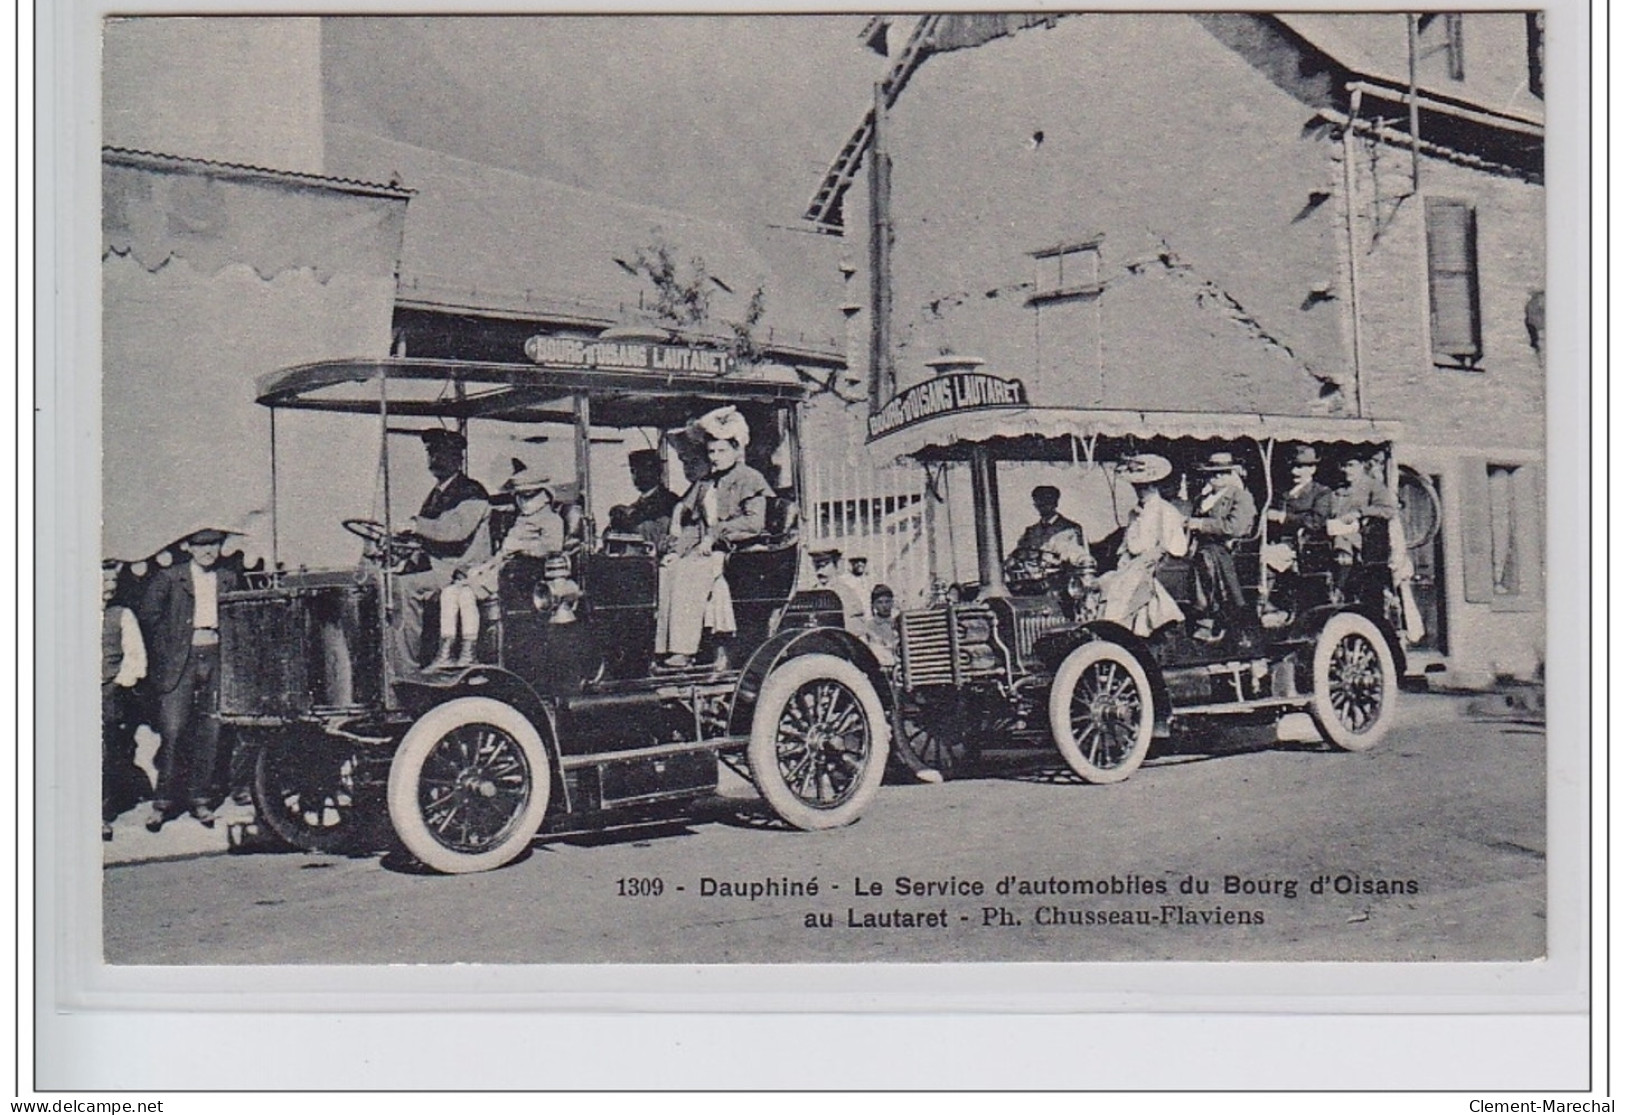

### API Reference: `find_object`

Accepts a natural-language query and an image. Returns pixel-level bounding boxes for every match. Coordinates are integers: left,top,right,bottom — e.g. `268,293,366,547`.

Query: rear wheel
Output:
1309,612,1397,751
889,700,975,782
1048,641,1155,784
386,697,551,874
250,731,367,854
748,654,888,830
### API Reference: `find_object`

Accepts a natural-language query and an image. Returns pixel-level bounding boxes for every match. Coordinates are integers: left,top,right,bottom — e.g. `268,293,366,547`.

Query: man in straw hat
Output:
1097,454,1189,636
138,527,244,830
383,428,492,677
1186,450,1258,638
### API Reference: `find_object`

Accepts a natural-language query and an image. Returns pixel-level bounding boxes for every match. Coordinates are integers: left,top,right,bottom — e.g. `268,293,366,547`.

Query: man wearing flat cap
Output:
139,528,243,830
384,428,492,677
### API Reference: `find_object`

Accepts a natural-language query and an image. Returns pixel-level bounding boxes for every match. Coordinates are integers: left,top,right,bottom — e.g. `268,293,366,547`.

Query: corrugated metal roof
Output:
101,146,415,200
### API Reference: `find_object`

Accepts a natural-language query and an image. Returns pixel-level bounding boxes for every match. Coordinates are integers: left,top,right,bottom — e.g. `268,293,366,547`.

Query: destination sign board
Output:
524,335,734,376
867,371,1029,440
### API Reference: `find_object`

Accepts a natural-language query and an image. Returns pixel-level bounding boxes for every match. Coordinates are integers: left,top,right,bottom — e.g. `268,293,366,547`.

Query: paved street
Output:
102,695,1544,964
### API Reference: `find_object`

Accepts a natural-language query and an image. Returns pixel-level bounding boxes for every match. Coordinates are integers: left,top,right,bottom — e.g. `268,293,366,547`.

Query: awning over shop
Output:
869,405,1402,463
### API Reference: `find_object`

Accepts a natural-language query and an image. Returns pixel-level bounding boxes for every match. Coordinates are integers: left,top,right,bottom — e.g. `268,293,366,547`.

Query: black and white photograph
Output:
86,9,1569,982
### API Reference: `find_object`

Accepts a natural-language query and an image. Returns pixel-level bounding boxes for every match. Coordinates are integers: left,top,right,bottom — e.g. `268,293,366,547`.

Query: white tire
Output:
387,697,551,874
1309,612,1398,751
747,654,889,830
1048,640,1156,784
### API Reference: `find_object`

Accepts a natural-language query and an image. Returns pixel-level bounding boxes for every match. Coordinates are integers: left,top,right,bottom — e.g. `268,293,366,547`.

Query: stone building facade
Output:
806,11,1546,687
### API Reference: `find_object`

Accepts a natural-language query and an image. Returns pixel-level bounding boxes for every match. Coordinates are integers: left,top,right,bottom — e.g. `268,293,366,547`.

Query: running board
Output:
1171,697,1310,717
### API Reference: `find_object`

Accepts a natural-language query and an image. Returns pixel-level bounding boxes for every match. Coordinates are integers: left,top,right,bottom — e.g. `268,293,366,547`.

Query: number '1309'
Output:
617,877,664,897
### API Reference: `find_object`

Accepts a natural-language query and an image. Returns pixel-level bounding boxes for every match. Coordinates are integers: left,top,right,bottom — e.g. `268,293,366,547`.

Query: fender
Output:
1303,603,1409,679
392,667,571,812
728,625,894,737
1033,621,1173,738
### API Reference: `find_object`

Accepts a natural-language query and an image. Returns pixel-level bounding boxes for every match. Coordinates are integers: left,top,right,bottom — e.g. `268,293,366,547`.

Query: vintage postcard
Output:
86,11,1575,985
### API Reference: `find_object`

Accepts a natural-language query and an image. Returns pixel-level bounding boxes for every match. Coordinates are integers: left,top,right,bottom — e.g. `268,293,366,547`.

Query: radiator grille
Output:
1015,610,1073,659
219,581,381,716
898,609,954,688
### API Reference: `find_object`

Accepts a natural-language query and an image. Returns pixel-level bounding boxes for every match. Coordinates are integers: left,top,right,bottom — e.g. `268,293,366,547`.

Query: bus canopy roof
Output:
870,405,1402,462
256,357,806,429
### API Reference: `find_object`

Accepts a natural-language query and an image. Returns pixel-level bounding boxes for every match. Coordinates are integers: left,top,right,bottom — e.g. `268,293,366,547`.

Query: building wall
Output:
870,14,1349,414
1344,131,1545,686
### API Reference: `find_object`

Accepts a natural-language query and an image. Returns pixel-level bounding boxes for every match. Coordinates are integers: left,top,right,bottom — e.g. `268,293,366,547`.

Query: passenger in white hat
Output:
432,460,567,668
656,406,774,668
1097,455,1189,635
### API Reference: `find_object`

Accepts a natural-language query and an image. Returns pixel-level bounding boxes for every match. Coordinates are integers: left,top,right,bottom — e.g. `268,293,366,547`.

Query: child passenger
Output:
434,461,567,668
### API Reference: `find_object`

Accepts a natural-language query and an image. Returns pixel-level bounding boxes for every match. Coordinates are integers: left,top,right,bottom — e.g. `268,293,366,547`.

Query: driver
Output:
383,429,492,677
1010,485,1084,560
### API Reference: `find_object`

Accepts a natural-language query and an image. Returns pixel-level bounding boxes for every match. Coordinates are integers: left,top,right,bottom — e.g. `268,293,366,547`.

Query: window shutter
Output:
1458,458,1493,603
1426,200,1483,360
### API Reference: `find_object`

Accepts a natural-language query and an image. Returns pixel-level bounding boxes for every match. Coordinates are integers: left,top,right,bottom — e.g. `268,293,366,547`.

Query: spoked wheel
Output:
890,700,976,782
747,654,889,830
251,731,369,854
1048,641,1156,784
386,697,551,874
1309,612,1397,751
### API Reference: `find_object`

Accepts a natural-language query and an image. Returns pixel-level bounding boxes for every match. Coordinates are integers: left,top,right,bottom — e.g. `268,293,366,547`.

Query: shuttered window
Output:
1460,458,1542,611
1425,199,1483,364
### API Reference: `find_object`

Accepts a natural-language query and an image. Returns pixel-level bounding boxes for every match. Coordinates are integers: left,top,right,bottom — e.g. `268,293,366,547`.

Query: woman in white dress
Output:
655,406,774,668
1097,454,1189,636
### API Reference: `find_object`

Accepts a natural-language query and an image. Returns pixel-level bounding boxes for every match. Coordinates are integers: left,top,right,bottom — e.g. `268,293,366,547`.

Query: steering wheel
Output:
343,518,424,562
343,518,390,545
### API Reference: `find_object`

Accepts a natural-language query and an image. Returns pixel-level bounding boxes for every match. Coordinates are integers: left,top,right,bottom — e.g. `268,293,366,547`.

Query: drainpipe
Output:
1341,84,1366,418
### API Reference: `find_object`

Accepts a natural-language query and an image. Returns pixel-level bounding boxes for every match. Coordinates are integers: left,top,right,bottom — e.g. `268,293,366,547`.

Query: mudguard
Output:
391,667,571,812
728,624,895,738
1301,603,1409,679
1032,621,1173,737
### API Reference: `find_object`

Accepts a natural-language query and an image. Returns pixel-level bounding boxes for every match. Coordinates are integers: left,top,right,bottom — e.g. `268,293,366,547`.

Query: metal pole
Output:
574,392,594,539
969,446,1007,598
1342,85,1367,418
1406,14,1422,191
268,407,280,573
378,368,394,620
867,82,895,415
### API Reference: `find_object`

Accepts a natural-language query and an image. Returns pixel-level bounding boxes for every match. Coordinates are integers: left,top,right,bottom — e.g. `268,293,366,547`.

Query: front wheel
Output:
1048,641,1156,784
1309,612,1398,751
386,697,551,874
747,654,889,830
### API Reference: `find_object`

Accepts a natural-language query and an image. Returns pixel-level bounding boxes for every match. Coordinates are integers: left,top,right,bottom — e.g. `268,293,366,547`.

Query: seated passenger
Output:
1324,450,1398,564
1010,485,1084,560
605,449,679,547
433,461,565,668
1263,444,1332,574
1186,450,1258,638
1096,454,1188,635
655,406,773,669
